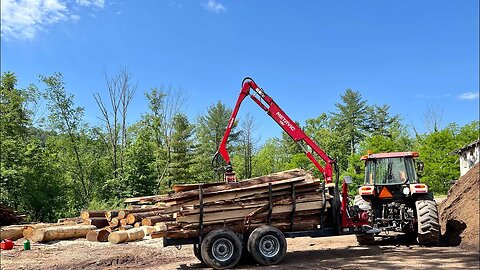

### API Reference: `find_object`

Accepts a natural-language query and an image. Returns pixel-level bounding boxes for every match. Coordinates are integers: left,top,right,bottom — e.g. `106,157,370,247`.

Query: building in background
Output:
454,139,480,176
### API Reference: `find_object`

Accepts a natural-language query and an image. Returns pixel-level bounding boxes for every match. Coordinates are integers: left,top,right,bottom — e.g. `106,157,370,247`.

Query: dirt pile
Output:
439,163,479,250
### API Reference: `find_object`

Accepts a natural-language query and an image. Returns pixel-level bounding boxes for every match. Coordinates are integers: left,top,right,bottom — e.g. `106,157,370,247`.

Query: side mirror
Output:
343,176,353,184
416,161,424,174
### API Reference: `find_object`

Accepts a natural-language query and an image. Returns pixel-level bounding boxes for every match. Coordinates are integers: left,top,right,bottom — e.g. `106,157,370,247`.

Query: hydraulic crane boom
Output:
213,77,335,184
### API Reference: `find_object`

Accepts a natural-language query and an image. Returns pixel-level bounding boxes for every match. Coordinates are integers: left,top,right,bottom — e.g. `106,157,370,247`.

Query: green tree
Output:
234,113,258,179
252,138,289,176
0,72,31,210
416,125,459,194
123,120,157,197
331,89,368,155
42,73,106,208
143,86,185,191
194,101,238,182
167,113,195,186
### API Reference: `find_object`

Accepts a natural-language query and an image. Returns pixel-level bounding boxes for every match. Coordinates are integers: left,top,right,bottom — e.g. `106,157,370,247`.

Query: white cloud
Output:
202,0,226,13
1,0,107,40
70,14,81,21
76,0,104,8
458,92,479,100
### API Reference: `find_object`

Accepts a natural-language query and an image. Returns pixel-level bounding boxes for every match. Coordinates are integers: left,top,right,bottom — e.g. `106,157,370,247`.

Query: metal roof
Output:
453,139,480,154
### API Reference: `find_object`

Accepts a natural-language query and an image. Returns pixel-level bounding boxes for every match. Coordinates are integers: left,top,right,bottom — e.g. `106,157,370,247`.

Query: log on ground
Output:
80,210,107,220
1,225,26,240
86,229,110,242
83,217,109,228
31,224,96,243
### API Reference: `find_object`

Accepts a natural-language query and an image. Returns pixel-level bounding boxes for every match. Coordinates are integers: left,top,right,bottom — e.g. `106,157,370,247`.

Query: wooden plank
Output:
155,175,313,204
126,169,311,204
176,200,325,224
179,192,325,216
163,181,317,214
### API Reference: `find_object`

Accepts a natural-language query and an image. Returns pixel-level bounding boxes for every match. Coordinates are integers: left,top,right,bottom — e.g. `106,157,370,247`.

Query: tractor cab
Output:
358,152,427,200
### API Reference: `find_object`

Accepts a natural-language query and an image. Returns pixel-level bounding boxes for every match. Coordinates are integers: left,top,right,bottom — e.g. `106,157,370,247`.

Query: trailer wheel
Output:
193,244,205,264
415,195,440,245
200,229,242,269
247,226,287,266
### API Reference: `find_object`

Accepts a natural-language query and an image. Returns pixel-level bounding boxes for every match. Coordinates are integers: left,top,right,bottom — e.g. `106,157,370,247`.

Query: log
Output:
23,223,74,239
141,216,176,226
80,210,106,220
127,228,145,241
31,225,96,242
105,211,119,221
139,226,156,236
160,218,321,239
173,182,224,193
83,217,109,228
160,175,313,204
134,222,141,228
176,200,325,224
150,231,165,239
162,181,319,214
125,169,309,204
108,230,129,244
57,217,82,224
118,207,163,219
1,225,26,240
108,228,144,244
109,218,120,227
120,219,128,226
86,229,110,242
125,211,166,225
118,225,134,231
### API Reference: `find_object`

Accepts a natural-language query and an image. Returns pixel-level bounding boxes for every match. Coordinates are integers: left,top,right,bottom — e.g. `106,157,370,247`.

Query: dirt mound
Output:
439,163,479,250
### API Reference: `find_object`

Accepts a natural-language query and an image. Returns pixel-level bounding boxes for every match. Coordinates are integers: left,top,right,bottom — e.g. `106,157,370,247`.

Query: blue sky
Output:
1,0,479,142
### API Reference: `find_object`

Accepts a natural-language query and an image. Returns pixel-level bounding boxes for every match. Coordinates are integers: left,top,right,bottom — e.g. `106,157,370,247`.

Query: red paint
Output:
1,238,14,250
215,77,334,183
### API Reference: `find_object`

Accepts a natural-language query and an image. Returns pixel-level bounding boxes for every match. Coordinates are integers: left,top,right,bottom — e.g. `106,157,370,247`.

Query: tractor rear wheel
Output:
415,195,440,245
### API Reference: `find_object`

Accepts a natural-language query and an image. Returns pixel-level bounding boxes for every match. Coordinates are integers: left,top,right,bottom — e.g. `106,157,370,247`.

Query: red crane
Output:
213,77,335,184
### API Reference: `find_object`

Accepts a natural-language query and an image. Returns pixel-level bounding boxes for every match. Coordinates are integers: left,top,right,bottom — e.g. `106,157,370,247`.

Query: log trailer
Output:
163,77,439,269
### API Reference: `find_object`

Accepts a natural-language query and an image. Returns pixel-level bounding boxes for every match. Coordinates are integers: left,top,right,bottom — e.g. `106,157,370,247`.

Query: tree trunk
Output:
125,211,165,225
31,225,96,243
1,225,26,240
80,210,106,220
86,229,110,242
83,217,109,228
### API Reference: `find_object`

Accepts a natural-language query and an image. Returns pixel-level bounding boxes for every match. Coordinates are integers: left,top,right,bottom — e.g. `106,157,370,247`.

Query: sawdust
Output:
439,163,479,250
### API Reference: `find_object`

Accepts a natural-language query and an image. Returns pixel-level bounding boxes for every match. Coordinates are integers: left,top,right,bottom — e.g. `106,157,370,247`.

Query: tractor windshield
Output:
365,157,417,185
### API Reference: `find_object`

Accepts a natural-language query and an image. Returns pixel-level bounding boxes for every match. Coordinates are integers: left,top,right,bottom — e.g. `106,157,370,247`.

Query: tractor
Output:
354,151,440,245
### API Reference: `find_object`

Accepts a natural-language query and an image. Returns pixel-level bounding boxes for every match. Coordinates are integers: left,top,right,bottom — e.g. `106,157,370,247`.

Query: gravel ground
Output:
1,234,478,270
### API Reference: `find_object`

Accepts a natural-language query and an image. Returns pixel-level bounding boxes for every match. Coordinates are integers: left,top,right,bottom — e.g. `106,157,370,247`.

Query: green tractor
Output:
354,151,440,245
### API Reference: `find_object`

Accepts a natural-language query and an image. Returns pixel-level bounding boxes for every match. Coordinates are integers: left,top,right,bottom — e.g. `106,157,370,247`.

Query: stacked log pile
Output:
124,169,330,239
80,205,172,244
0,203,24,226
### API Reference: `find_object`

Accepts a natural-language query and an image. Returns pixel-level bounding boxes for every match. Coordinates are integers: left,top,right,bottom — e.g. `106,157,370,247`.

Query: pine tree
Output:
193,101,238,182
168,113,195,185
331,89,368,155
